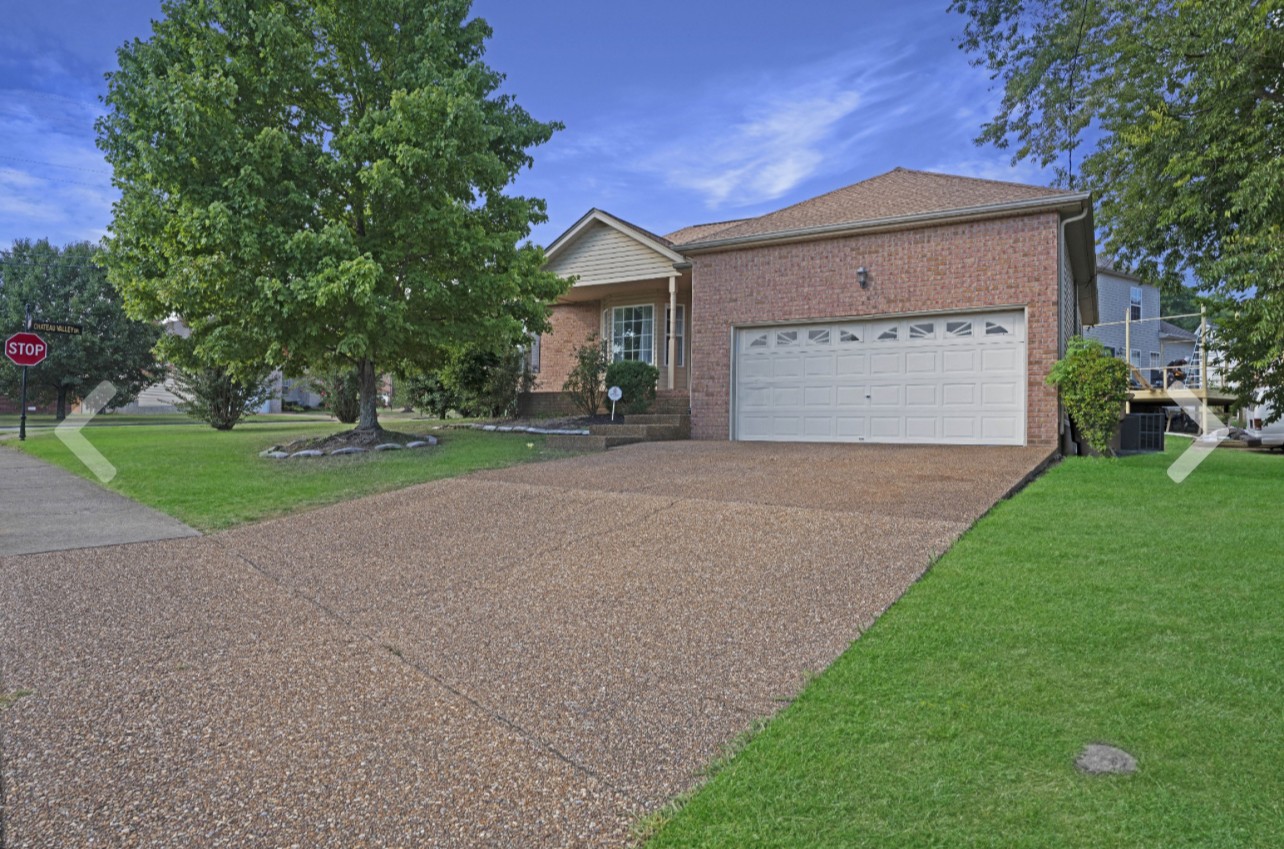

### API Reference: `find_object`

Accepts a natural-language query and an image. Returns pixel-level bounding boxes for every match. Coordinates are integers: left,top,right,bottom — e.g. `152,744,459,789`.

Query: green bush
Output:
441,346,531,418
563,333,610,416
402,372,459,419
605,359,659,414
311,370,361,424
173,364,274,431
1046,336,1131,456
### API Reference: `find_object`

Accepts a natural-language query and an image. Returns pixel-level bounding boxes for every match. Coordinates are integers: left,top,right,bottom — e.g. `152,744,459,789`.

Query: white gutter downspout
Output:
1059,202,1091,448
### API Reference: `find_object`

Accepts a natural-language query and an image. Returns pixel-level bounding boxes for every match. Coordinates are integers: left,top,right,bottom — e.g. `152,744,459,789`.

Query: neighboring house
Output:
1085,268,1161,369
531,167,1097,448
1084,268,1200,385
1159,321,1197,366
120,317,327,414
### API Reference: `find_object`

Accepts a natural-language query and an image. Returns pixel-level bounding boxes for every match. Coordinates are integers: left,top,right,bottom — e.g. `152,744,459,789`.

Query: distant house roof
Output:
1095,265,1145,284
671,167,1081,249
1159,320,1197,341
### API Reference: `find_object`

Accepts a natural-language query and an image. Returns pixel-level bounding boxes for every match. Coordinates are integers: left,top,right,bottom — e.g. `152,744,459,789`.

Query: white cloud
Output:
923,155,1058,188
660,90,863,207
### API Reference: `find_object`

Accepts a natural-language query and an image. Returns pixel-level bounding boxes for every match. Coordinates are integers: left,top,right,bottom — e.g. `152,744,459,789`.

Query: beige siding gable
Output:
547,222,677,286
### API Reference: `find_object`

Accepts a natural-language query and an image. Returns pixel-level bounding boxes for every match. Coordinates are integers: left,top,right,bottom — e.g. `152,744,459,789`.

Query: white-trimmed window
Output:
664,304,686,367
1149,352,1160,368
1130,286,1143,321
1131,349,1142,366
527,334,541,373
611,304,654,363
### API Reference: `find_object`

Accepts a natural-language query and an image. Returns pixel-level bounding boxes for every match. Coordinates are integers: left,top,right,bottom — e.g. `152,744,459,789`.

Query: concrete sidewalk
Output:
0,447,199,555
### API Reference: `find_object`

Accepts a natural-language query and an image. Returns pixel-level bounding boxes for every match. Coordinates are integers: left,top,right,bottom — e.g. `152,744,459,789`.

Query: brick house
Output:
530,168,1097,449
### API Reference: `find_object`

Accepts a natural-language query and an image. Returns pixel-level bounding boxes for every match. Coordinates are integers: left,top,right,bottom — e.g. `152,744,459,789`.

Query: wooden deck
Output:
1128,386,1237,407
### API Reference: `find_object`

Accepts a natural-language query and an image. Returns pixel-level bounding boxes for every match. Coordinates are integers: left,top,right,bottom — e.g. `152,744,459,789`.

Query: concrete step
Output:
624,414,688,427
545,433,643,453
587,423,682,440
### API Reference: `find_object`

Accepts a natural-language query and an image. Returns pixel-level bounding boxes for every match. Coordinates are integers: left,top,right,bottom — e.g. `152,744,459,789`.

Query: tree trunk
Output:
356,358,381,432
56,386,69,422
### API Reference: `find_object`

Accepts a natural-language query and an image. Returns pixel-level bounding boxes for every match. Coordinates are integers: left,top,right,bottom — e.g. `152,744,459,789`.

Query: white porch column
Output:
667,274,678,391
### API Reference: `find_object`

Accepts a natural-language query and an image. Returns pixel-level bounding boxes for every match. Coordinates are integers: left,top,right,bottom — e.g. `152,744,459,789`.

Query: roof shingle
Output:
671,167,1074,246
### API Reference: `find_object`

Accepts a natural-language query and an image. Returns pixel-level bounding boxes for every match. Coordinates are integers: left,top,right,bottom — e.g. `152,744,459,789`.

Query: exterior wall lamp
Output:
857,266,869,288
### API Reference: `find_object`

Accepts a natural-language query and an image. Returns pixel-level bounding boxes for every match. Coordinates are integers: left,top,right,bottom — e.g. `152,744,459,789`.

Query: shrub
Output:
1046,336,1131,456
605,359,659,414
563,333,610,416
442,346,531,418
173,364,274,431
402,372,459,419
311,370,361,423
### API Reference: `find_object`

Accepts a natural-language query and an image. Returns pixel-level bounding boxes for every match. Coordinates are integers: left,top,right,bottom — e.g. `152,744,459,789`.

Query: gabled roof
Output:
672,167,1080,249
1160,320,1197,341
1096,265,1145,284
545,208,685,265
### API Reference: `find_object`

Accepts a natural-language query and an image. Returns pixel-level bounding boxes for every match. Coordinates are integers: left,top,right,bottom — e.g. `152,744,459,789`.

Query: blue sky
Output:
0,0,1058,251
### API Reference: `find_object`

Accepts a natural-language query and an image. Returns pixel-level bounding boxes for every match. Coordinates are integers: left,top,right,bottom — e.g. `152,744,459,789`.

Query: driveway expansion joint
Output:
207,536,635,804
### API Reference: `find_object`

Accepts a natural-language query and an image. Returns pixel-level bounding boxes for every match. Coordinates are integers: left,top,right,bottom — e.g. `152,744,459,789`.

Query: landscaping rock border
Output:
463,423,589,436
259,434,439,460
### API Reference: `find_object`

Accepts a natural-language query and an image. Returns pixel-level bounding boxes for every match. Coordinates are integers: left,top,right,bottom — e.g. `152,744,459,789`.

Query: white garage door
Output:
734,311,1026,445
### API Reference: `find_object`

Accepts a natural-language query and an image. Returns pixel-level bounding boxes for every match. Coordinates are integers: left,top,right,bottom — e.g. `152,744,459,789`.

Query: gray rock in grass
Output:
329,446,366,455
1075,743,1137,775
288,449,324,459
373,442,404,451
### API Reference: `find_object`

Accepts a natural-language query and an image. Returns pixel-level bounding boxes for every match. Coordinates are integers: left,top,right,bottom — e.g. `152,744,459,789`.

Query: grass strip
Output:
648,442,1284,849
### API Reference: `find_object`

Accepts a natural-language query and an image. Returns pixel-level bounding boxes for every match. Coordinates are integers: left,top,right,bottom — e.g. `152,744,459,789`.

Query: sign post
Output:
607,385,622,421
5,306,48,441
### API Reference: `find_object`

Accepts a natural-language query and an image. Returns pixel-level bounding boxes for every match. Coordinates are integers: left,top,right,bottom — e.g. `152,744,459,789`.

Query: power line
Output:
0,170,112,190
0,154,113,176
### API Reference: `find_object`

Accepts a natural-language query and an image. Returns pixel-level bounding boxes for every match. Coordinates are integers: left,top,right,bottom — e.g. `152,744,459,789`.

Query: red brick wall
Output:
533,302,600,392
688,213,1063,446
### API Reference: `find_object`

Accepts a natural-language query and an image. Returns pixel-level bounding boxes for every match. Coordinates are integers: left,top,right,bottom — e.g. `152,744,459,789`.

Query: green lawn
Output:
11,420,561,531
647,442,1283,848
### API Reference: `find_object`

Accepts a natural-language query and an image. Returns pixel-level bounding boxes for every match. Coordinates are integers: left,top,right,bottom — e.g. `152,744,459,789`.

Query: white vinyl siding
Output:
1058,232,1076,355
546,223,677,286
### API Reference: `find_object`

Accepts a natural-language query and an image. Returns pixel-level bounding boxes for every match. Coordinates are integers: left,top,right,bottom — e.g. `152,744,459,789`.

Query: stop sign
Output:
5,332,48,367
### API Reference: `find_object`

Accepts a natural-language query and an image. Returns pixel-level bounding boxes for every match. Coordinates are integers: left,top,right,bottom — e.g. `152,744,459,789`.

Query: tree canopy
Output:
952,0,1284,415
97,0,568,431
0,240,161,418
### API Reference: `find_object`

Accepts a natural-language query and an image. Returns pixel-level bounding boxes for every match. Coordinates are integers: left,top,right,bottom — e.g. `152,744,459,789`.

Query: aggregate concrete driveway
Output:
0,441,1051,848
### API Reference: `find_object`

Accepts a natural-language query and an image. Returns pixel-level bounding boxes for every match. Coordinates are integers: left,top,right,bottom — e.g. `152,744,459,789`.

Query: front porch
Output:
531,208,695,402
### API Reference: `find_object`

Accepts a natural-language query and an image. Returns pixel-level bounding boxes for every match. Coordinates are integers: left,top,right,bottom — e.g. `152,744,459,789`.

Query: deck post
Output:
1200,305,1210,433
1125,307,1132,413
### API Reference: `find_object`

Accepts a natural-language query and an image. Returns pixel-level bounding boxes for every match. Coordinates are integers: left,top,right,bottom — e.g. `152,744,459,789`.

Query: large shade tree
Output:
0,240,161,419
97,0,568,432
951,0,1284,416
